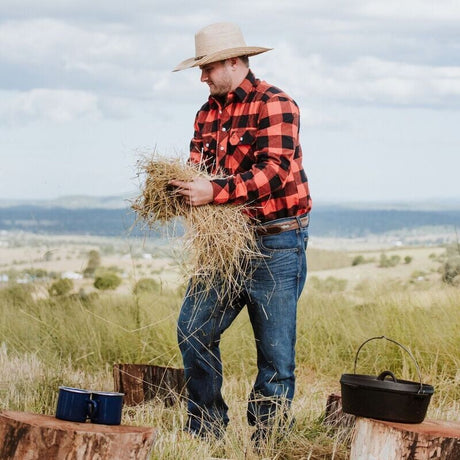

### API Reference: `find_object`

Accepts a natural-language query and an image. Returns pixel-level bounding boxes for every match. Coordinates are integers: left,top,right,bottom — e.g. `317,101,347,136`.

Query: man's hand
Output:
169,178,214,206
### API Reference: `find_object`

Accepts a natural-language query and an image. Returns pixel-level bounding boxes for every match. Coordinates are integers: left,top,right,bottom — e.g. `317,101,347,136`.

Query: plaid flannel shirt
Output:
190,70,312,223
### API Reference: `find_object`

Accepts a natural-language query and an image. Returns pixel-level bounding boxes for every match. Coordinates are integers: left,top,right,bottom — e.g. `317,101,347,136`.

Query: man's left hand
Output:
169,178,214,206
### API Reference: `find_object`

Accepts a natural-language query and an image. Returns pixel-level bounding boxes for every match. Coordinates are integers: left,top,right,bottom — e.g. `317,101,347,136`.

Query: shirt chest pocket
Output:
202,135,217,155
227,128,257,172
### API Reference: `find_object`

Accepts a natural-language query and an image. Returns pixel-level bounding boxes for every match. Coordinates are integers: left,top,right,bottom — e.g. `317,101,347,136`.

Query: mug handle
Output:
87,399,97,419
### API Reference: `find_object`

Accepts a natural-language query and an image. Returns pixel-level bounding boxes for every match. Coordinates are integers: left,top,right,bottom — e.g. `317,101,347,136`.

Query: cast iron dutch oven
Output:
340,336,434,423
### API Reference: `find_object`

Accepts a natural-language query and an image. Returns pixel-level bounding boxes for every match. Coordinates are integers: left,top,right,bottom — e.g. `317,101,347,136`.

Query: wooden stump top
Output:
368,418,460,438
0,410,157,460
351,417,460,460
1,410,155,435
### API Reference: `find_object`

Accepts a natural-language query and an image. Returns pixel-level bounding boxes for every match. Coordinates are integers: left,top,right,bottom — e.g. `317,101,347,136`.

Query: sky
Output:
0,0,459,203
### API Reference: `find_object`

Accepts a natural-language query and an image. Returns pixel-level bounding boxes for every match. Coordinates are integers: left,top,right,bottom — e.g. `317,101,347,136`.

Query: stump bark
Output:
0,410,156,460
113,364,186,406
324,393,356,429
350,417,460,460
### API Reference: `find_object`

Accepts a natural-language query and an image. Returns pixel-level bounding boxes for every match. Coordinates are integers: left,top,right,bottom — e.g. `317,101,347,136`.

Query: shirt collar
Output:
233,70,256,102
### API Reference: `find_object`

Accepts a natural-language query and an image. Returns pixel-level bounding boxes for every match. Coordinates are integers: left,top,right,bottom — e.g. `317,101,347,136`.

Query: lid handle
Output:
377,370,397,382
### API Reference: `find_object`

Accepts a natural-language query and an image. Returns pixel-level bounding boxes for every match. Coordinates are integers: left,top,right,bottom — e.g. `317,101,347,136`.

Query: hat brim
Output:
172,46,272,72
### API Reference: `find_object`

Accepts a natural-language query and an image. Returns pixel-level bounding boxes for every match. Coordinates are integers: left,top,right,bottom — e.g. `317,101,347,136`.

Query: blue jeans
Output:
177,215,309,436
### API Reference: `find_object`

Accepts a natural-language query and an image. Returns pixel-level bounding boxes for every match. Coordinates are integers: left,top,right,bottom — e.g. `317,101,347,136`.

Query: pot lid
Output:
340,372,434,395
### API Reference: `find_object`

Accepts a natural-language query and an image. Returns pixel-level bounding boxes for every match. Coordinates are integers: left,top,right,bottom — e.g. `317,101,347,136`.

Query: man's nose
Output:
200,70,208,82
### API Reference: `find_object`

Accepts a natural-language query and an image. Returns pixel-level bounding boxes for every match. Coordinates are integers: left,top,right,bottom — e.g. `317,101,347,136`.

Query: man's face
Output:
200,60,232,97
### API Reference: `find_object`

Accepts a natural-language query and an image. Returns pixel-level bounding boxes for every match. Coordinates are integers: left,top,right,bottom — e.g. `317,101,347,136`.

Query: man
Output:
170,22,312,441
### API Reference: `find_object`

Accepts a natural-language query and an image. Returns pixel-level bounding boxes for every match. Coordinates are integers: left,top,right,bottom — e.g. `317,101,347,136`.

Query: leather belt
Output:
255,214,309,236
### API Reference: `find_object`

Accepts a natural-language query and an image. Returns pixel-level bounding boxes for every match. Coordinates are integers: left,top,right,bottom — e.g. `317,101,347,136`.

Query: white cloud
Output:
1,1,460,201
0,17,168,104
0,89,101,123
263,44,460,108
2,6,460,109
359,0,460,21
0,18,153,71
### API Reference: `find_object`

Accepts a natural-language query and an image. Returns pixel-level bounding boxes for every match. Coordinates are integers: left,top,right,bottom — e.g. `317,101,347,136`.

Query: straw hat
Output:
173,22,272,72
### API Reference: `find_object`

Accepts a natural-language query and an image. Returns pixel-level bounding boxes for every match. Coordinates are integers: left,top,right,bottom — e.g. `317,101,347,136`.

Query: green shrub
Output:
441,244,460,285
94,272,122,291
0,284,33,305
404,256,413,264
23,268,49,279
133,278,160,295
379,253,401,268
352,255,365,266
442,255,460,285
48,279,73,297
309,276,347,292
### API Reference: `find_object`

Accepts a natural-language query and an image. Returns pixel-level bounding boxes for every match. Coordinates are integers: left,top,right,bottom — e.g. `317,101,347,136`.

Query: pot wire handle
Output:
353,335,424,393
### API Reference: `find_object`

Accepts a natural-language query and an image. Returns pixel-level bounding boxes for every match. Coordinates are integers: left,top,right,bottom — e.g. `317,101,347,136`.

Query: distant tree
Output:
48,278,73,296
83,250,101,277
94,272,121,291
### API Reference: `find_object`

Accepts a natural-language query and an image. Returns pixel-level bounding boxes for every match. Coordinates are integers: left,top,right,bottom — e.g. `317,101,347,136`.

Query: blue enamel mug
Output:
89,391,124,425
55,386,92,422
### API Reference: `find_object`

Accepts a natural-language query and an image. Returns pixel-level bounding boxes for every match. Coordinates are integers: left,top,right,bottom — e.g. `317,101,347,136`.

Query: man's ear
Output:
228,57,239,69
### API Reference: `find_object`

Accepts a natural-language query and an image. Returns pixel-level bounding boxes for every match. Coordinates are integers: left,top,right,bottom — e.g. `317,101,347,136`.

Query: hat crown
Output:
173,22,271,71
195,22,247,59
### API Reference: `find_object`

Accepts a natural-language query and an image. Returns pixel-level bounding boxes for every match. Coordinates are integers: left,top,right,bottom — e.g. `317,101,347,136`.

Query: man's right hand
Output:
169,178,214,206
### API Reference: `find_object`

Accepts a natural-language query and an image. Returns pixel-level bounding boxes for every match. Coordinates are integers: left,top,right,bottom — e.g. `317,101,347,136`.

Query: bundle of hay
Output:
132,155,262,299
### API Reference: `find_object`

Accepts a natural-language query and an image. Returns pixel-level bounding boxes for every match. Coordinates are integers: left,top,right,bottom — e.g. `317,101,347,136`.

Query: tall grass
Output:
0,286,184,372
1,277,459,459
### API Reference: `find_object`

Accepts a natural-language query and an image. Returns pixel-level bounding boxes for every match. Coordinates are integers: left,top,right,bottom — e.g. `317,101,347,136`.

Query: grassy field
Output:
0,233,459,459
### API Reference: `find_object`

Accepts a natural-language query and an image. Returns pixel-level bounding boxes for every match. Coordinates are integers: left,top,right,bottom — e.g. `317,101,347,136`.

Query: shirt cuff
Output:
211,179,230,204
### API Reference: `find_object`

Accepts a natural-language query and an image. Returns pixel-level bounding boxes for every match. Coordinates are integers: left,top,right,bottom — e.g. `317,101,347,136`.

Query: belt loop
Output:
295,214,302,231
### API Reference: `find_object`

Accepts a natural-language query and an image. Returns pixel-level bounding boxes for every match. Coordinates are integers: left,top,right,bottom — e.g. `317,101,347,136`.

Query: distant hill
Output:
0,195,130,210
0,202,459,239
311,207,459,237
1,195,459,211
0,206,139,237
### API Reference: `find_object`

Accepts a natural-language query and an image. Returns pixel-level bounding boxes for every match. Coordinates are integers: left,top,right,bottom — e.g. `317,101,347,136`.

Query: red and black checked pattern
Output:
189,70,312,223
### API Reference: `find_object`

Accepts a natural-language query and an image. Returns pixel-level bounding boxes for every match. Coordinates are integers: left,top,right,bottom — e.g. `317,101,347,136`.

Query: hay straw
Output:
132,154,262,299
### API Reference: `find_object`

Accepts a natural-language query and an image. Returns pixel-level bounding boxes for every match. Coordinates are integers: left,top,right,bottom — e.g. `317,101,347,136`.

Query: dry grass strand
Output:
132,154,262,299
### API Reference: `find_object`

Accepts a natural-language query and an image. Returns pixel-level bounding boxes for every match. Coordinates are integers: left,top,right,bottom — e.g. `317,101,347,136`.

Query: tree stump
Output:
0,410,156,460
350,417,460,460
324,393,356,430
113,364,186,406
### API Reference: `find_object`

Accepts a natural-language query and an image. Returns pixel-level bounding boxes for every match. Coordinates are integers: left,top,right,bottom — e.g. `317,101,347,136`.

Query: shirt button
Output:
219,110,222,114
222,127,226,132
240,137,244,141
205,143,209,147
220,146,224,151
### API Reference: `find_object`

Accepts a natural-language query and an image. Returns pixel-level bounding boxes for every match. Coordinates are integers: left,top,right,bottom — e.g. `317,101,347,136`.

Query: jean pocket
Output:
258,230,299,253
